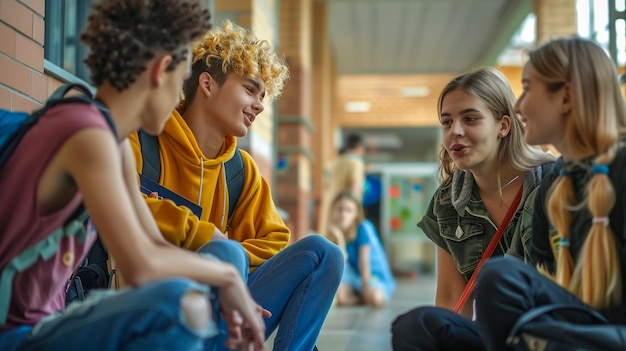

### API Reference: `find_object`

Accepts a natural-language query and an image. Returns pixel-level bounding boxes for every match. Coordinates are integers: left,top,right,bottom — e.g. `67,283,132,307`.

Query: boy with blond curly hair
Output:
130,21,343,351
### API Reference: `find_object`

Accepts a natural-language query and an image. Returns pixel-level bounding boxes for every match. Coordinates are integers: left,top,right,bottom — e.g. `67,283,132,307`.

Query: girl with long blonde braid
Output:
474,36,626,351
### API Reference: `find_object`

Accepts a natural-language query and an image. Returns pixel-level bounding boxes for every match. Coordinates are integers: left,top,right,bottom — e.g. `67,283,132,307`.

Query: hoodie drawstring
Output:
198,157,204,206
220,163,227,228
197,157,228,230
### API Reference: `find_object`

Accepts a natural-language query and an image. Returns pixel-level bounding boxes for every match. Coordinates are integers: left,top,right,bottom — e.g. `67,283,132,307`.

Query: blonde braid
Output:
546,170,576,287
570,157,621,309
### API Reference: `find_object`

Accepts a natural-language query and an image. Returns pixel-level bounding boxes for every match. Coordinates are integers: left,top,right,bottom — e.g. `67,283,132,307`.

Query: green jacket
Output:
418,163,553,280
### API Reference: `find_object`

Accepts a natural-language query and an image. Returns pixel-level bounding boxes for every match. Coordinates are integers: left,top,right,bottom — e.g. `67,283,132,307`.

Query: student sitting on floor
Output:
327,191,396,308
129,21,344,351
0,2,266,350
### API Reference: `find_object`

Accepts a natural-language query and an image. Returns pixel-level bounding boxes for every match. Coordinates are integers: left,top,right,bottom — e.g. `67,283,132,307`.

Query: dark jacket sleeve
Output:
529,174,558,274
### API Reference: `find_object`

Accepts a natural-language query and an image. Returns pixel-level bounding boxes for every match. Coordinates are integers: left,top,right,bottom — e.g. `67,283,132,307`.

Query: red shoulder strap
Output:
453,185,524,313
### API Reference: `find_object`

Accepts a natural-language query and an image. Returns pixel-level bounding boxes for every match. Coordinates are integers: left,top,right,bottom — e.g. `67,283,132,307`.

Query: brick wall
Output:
0,0,56,112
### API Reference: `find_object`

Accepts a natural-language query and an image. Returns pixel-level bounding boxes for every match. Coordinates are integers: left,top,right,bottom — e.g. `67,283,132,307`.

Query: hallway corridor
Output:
316,275,436,351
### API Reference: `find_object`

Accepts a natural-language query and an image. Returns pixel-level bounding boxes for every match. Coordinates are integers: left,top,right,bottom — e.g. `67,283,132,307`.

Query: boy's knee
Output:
299,234,345,265
198,239,245,257
220,239,246,254
314,234,344,263
300,233,329,248
180,291,211,333
197,240,248,278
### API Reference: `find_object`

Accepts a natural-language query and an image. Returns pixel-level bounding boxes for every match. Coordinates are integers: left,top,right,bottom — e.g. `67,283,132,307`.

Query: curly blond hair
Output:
179,20,289,110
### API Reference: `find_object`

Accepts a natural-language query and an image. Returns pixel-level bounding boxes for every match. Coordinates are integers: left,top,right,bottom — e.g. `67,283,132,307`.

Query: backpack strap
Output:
47,83,92,101
0,207,90,324
138,133,245,220
506,304,609,347
225,148,245,219
47,83,117,139
0,84,116,169
138,129,161,183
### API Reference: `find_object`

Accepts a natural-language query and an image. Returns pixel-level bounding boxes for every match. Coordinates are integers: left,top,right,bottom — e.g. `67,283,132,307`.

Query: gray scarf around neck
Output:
451,169,474,217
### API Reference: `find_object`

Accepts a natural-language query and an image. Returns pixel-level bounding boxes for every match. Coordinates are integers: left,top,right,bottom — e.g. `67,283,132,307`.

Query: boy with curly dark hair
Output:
0,1,266,350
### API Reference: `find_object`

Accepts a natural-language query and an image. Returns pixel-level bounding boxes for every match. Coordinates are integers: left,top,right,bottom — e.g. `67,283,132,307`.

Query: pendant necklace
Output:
482,175,521,208
492,175,520,196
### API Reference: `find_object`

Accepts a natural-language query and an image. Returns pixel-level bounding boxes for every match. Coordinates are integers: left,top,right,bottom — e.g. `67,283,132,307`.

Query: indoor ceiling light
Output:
345,101,371,113
401,86,430,98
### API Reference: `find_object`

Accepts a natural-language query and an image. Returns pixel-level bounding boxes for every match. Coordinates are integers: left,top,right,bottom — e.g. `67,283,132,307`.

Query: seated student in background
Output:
0,1,267,351
326,191,396,308
129,21,343,351
391,67,555,351
475,36,626,351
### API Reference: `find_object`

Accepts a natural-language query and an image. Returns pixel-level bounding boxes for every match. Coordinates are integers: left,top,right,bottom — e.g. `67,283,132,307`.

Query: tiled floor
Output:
264,274,436,351
315,275,436,351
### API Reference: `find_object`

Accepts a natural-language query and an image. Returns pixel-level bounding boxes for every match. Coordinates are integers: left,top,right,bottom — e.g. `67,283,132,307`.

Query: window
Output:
43,0,214,83
44,0,96,83
577,0,626,64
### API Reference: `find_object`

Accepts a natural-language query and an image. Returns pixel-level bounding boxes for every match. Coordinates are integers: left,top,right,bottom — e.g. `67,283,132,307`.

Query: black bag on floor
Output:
506,304,626,351
65,237,112,305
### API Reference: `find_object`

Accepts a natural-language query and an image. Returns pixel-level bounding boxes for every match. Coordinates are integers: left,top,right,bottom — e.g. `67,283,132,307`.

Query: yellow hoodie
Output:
129,110,290,270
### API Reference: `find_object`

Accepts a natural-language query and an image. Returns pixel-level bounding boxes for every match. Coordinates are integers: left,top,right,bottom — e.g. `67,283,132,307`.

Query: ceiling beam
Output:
477,0,532,66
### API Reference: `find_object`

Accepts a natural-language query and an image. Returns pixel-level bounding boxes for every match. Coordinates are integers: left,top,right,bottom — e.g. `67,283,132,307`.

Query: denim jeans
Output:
391,306,485,351
196,239,249,349
197,239,249,281
248,235,343,351
475,256,596,351
0,278,218,351
198,236,343,351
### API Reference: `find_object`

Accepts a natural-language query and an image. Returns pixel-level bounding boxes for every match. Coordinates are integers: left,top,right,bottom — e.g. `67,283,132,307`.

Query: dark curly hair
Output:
81,0,212,91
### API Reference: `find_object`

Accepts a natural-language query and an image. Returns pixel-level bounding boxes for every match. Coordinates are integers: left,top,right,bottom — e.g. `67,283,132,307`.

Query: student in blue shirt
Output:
327,191,396,307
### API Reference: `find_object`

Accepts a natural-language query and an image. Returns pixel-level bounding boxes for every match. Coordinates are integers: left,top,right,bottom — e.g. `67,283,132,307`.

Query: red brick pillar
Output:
276,0,313,242
310,2,337,233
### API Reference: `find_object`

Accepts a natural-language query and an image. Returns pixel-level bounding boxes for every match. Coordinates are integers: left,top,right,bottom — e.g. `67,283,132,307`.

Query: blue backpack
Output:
0,83,117,320
0,84,115,168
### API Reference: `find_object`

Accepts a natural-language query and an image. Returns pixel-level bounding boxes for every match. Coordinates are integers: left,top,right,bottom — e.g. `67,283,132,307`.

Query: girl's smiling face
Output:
514,63,567,149
440,89,508,172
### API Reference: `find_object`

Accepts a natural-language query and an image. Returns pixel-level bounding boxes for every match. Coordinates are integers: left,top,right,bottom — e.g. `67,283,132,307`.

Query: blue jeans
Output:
196,239,249,349
197,239,249,281
0,278,218,351
475,256,597,351
248,235,343,351
391,306,484,351
198,235,343,351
